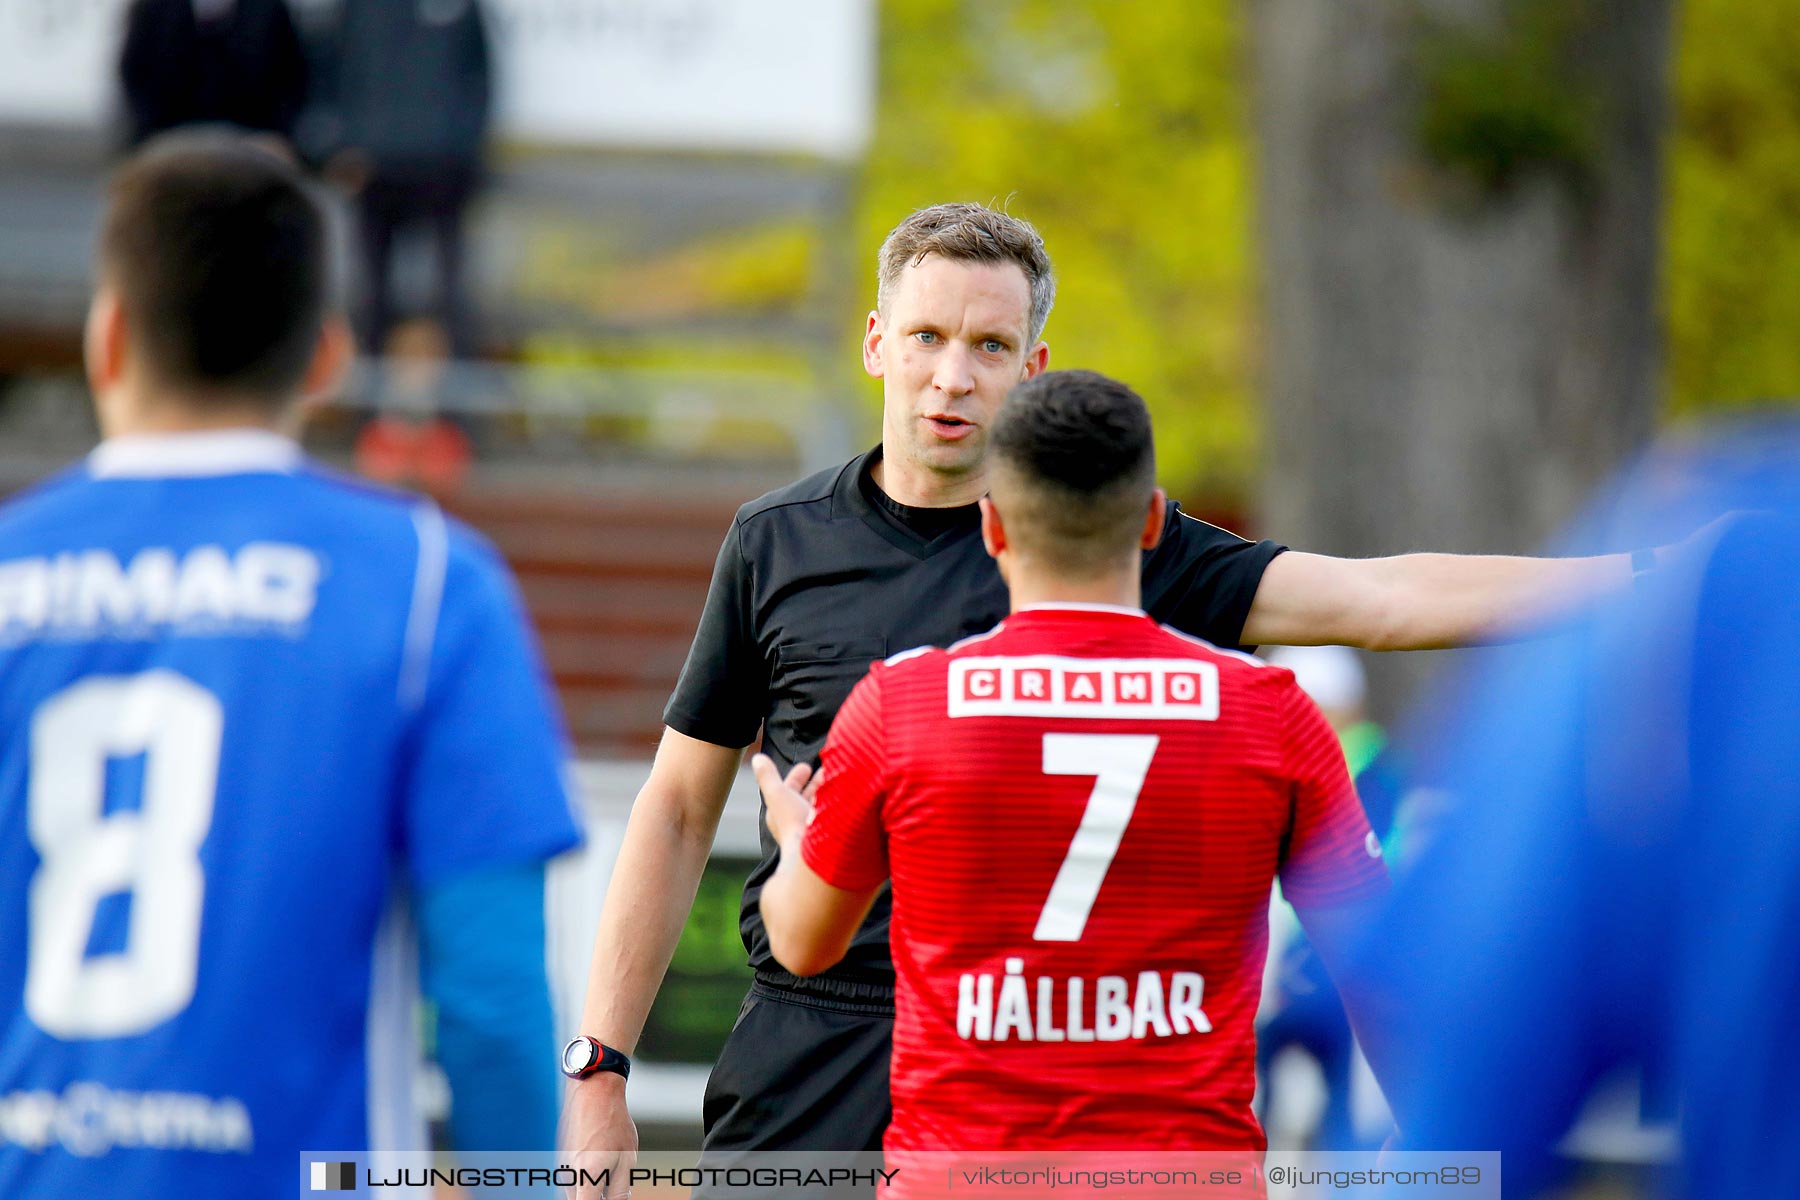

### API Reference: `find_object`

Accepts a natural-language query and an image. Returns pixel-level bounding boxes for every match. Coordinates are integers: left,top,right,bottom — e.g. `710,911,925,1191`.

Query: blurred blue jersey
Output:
0,431,582,1197
1361,423,1800,1199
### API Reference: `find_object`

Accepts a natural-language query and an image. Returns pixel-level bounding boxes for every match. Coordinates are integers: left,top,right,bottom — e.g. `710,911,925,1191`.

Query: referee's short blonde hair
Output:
876,203,1056,343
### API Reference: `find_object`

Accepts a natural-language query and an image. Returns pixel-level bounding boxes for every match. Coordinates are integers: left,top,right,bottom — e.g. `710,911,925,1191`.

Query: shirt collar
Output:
1015,602,1148,618
88,429,304,479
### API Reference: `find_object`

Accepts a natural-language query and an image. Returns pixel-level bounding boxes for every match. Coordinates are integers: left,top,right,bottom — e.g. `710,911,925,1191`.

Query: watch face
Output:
562,1037,595,1075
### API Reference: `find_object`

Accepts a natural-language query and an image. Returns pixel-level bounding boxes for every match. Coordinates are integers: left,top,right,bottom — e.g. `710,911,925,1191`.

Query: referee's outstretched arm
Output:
560,728,743,1192
1239,532,1721,651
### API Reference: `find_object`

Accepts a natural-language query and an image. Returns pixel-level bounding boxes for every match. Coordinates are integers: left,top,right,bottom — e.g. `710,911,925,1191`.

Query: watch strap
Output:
563,1035,632,1080
594,1042,631,1079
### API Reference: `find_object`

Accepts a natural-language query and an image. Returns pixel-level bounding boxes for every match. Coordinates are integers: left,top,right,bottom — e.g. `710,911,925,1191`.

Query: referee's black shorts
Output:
701,975,894,1152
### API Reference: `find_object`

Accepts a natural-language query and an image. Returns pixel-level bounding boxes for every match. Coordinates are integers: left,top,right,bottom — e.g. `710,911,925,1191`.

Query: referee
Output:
562,203,1651,1176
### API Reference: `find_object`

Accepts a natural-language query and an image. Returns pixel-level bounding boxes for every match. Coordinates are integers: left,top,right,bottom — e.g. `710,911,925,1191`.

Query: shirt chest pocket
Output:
773,639,889,716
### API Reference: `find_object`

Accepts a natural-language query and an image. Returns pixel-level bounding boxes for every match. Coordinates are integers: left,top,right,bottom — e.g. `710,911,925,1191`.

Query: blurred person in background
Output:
327,0,494,359
563,200,1705,1182
1256,645,1401,1151
1260,646,1385,783
352,316,475,493
119,0,309,150
1353,426,1800,1199
0,131,578,1198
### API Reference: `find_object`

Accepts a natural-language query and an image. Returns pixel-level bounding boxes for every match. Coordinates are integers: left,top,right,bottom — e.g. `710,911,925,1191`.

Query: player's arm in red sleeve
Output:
1273,680,1409,1133
753,666,891,977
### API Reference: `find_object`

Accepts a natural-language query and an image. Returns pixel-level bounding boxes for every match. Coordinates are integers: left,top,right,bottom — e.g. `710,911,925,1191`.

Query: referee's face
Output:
864,255,1047,500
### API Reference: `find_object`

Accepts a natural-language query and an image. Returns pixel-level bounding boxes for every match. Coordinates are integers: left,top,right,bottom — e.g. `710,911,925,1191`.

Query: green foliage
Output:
1413,0,1603,198
857,0,1258,500
1664,0,1800,413
852,0,1798,476
516,219,819,326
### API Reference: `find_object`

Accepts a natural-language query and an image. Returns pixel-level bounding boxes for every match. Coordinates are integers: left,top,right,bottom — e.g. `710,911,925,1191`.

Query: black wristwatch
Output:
561,1035,631,1081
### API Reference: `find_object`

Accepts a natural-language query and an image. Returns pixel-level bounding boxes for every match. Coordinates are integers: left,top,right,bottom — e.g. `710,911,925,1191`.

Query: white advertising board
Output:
0,0,875,160
0,0,127,127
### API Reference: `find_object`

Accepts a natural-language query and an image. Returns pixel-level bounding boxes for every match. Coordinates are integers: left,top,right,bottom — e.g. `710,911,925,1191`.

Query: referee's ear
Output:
979,495,1009,564
1022,340,1049,379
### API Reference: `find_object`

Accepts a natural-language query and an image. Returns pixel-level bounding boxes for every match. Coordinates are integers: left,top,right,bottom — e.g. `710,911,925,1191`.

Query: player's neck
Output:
1005,566,1142,614
871,450,988,509
97,386,297,441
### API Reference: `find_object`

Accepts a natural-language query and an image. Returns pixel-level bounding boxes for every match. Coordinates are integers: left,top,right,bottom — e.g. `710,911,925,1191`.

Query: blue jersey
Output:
1359,423,1800,1199
0,431,582,1197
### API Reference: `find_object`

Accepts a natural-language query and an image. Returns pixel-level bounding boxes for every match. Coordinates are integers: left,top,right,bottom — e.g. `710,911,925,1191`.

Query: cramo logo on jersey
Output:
948,657,1220,720
957,958,1212,1044
0,544,320,640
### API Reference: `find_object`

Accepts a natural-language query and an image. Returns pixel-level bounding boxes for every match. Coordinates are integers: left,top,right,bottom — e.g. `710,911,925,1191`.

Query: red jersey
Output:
801,604,1387,1153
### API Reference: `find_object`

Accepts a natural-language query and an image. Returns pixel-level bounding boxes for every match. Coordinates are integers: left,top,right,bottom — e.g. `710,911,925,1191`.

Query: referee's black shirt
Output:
662,446,1286,993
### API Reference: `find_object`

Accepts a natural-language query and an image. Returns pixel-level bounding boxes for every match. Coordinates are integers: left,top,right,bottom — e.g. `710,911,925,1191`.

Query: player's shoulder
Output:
862,622,1006,696
731,457,852,530
1151,621,1293,682
848,636,970,694
882,640,952,671
283,466,513,604
0,463,92,540
291,460,434,518
293,463,487,545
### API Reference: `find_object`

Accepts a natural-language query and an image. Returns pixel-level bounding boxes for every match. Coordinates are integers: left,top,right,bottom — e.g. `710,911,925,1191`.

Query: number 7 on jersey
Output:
1032,734,1160,943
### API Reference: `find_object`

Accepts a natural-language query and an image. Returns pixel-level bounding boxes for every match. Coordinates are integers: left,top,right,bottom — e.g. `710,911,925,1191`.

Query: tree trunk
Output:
1247,0,1673,720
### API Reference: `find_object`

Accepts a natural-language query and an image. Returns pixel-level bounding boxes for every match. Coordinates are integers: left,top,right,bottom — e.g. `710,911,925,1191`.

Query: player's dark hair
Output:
989,370,1157,578
98,129,336,403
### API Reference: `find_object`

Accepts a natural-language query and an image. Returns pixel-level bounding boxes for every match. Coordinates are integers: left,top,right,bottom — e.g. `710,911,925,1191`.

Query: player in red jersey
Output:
756,370,1393,1163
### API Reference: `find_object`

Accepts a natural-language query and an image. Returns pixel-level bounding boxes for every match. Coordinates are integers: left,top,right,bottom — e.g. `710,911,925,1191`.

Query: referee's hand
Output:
752,754,818,847
561,1072,636,1200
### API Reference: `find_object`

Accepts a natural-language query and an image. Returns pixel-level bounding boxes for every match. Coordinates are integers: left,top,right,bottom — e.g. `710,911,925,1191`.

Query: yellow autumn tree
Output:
1665,0,1800,413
